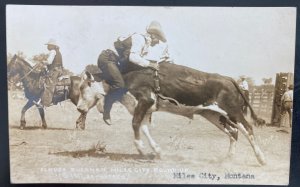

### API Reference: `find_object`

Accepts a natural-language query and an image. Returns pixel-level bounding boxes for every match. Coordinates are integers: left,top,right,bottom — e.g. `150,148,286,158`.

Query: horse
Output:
7,54,97,130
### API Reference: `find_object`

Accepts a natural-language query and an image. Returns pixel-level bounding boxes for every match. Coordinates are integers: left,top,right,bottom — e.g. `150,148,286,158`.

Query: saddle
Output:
39,73,71,105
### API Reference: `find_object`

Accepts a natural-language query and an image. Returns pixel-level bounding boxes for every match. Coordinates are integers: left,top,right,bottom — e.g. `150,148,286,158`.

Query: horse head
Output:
7,54,21,81
7,54,39,83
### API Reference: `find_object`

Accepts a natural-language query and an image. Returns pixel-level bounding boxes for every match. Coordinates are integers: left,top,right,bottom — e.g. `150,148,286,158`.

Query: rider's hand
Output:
147,60,158,70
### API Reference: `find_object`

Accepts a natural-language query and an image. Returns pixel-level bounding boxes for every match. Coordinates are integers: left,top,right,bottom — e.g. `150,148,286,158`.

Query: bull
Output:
77,61,266,165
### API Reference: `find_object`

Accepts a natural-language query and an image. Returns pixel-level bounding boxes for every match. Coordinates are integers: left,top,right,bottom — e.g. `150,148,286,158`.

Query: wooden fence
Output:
249,85,274,123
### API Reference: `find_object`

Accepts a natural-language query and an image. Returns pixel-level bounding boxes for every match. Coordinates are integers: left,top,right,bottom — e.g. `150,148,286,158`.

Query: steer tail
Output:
229,78,265,125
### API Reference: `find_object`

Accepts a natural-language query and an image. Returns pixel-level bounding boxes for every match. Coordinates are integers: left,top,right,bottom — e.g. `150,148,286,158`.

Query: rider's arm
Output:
129,34,150,67
159,44,174,63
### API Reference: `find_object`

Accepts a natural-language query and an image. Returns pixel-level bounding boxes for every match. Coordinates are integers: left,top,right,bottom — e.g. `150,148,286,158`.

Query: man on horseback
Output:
98,21,171,125
35,39,64,107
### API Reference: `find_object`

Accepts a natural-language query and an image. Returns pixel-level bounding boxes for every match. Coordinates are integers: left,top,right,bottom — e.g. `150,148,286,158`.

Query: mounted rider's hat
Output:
45,39,58,47
241,75,246,79
146,21,167,43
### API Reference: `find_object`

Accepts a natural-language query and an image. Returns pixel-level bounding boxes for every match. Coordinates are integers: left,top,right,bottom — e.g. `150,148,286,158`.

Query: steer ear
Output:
85,71,94,81
84,71,95,87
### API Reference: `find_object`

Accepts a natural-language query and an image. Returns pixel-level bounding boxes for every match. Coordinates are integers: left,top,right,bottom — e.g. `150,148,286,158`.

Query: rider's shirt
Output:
47,50,56,64
47,49,63,71
282,90,293,102
240,80,249,91
129,33,151,66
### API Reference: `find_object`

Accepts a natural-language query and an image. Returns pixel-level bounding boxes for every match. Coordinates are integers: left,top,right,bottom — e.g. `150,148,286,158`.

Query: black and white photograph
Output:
6,5,296,185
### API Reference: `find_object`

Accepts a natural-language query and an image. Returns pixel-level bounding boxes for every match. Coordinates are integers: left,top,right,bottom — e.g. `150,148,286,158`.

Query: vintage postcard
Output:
6,5,296,185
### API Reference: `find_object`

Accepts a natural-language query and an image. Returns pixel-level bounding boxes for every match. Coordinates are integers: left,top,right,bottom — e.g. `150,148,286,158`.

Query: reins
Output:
9,57,41,84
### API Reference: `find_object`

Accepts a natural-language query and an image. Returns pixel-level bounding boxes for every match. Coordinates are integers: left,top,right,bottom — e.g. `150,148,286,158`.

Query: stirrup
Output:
33,101,43,108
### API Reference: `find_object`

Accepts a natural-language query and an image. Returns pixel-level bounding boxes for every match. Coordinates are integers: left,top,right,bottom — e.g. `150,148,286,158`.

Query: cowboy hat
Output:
45,39,58,46
146,21,167,42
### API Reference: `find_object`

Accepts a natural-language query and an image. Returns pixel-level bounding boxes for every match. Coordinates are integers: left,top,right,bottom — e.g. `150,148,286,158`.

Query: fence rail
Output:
249,87,274,123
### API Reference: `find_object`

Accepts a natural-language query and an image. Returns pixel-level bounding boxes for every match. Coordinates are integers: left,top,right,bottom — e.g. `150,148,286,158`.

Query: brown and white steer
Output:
77,62,266,165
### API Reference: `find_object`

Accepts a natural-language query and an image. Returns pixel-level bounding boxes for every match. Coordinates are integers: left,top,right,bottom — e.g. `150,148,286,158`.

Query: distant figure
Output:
36,39,63,107
280,84,293,129
239,76,249,115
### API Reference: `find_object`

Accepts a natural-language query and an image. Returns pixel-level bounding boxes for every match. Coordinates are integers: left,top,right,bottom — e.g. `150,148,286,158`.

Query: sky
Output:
6,5,296,85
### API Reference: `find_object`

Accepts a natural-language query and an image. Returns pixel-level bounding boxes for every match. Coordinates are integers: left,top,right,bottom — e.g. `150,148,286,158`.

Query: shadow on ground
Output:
10,125,71,131
50,149,157,161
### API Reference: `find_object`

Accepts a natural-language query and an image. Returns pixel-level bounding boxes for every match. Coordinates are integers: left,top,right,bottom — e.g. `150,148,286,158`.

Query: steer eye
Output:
79,84,86,91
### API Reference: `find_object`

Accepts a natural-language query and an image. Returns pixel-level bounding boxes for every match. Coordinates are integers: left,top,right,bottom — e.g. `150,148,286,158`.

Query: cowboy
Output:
239,75,249,114
35,39,63,107
280,84,293,129
98,21,171,125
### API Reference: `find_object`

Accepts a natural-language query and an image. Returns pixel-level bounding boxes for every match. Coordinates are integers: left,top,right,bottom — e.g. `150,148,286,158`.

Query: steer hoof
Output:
79,124,85,130
137,149,145,156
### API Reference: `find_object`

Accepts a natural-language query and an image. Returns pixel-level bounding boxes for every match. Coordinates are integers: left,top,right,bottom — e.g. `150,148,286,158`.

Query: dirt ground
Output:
8,91,292,185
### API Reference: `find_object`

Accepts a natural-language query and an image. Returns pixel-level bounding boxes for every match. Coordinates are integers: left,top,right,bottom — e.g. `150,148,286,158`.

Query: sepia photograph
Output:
6,5,296,185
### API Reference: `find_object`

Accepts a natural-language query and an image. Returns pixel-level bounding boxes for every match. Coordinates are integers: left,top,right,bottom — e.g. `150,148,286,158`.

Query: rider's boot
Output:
103,88,127,125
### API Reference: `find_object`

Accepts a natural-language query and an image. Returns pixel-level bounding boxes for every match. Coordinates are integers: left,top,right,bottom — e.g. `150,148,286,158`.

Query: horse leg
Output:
76,112,87,130
141,113,161,156
132,94,154,155
37,107,47,129
20,100,34,129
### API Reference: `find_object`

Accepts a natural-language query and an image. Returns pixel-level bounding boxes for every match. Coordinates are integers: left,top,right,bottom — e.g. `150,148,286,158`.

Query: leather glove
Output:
147,60,159,70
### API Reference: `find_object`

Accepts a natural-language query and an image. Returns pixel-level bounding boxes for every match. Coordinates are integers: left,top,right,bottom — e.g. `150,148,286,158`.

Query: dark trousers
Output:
242,90,249,115
41,68,62,106
98,50,127,119
280,101,293,127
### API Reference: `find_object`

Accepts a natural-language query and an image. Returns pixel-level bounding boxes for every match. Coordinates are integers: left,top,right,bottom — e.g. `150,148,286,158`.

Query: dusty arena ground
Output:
8,91,291,185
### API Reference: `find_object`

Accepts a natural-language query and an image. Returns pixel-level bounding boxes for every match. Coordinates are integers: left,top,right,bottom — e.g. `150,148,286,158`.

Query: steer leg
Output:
20,100,34,130
76,112,87,130
199,110,238,158
132,93,154,155
141,113,161,156
37,107,47,129
235,121,266,165
227,115,266,165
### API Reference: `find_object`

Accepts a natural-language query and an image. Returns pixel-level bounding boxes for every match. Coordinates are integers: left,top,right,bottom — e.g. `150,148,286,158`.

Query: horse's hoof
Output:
42,124,47,129
20,120,26,126
20,126,24,130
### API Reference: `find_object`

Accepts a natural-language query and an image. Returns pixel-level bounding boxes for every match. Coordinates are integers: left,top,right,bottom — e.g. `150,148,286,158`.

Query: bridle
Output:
8,55,40,84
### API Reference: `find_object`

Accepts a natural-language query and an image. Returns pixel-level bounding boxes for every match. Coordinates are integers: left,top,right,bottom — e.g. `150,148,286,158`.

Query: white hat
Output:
146,21,167,42
45,39,58,46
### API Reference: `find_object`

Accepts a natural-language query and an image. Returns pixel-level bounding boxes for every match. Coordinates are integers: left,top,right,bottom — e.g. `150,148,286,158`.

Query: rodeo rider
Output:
98,21,172,125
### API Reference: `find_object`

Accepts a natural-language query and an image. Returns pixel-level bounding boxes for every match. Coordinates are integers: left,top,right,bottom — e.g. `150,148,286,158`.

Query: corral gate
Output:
271,73,294,126
249,84,274,124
